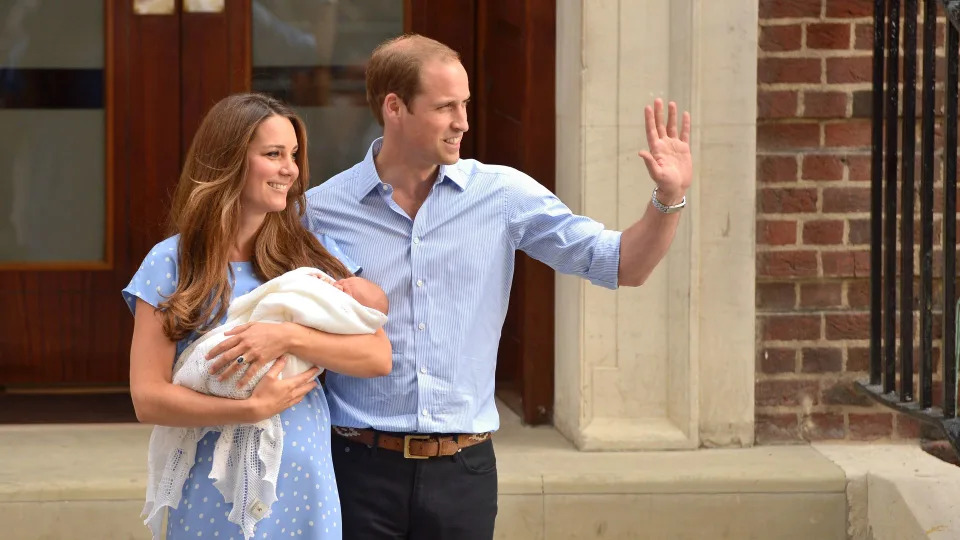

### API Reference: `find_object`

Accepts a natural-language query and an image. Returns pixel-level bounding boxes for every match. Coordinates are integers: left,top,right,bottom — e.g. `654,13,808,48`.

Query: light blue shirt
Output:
305,139,621,433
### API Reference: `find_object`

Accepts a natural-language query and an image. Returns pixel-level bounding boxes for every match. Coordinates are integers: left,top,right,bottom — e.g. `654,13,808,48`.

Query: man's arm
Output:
618,99,693,287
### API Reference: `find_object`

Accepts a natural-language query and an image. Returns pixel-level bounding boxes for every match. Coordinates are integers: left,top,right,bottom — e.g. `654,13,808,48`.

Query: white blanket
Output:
142,267,387,540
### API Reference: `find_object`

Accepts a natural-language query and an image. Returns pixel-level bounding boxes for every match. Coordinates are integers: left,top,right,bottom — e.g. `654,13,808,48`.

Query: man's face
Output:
397,59,470,167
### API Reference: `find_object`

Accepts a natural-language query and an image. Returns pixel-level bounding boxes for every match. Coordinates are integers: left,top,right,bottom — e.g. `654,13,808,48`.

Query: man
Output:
304,34,692,539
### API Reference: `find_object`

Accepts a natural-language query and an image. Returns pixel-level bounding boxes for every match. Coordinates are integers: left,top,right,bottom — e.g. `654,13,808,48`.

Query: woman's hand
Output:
206,321,293,387
248,359,321,420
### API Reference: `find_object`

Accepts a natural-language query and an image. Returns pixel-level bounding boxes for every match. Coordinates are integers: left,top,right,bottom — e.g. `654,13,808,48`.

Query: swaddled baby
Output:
142,267,387,540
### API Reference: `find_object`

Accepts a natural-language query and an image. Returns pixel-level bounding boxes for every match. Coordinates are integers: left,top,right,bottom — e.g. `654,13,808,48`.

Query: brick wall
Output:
755,0,943,443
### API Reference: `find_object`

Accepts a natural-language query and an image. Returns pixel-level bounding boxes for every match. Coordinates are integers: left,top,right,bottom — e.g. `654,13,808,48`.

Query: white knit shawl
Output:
142,267,387,539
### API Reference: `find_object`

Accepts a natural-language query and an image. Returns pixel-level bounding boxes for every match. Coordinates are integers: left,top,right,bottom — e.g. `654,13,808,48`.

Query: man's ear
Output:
383,93,404,122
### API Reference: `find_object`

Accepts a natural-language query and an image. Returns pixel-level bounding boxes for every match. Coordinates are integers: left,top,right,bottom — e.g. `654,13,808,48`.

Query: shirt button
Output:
381,184,389,191
416,279,424,287
420,366,427,374
418,322,425,330
421,409,428,416
413,237,420,244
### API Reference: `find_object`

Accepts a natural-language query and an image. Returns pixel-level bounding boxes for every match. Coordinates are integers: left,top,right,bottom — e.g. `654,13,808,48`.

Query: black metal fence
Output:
862,0,960,453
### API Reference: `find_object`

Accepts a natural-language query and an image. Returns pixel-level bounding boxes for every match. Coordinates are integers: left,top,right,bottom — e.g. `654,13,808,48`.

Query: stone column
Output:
553,0,758,450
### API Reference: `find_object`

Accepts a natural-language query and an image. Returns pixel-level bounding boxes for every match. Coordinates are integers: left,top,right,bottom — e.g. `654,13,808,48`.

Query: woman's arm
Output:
129,299,320,427
208,322,393,386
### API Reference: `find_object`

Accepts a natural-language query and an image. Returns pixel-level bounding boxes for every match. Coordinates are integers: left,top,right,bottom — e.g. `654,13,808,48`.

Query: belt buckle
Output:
403,434,431,459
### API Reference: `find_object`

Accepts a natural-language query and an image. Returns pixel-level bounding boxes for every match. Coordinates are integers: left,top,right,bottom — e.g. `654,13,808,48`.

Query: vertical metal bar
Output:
944,20,959,417
883,0,901,394
918,0,937,409
871,0,887,386
900,0,918,402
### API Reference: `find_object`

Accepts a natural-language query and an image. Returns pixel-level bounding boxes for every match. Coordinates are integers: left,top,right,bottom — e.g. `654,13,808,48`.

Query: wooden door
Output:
0,1,248,389
475,1,557,425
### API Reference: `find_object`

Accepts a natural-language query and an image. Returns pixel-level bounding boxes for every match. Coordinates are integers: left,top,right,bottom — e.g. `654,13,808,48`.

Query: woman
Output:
123,93,391,539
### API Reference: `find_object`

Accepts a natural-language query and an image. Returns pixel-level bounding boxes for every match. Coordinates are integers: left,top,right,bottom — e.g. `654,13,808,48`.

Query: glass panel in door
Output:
251,0,403,186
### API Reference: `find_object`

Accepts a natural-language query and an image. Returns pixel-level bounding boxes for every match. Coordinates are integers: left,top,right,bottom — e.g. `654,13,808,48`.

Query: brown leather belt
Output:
332,426,491,459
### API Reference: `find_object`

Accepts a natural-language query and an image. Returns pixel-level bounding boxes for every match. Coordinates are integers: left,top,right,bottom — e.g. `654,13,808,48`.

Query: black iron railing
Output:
861,0,960,454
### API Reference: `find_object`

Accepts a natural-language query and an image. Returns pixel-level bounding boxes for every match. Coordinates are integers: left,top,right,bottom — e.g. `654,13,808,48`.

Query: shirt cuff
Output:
587,229,622,290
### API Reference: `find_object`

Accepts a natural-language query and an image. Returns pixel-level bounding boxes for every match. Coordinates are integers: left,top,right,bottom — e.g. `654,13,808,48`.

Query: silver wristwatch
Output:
651,187,686,214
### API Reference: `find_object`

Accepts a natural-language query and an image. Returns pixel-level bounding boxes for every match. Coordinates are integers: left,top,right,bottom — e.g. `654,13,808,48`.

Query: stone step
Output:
0,417,849,539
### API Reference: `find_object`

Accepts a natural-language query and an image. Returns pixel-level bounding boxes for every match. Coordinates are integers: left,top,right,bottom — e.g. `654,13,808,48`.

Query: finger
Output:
264,358,287,379
208,345,244,373
680,111,692,143
236,358,271,388
217,351,252,380
666,101,678,139
290,366,322,384
223,322,252,337
293,379,319,400
643,105,659,148
637,150,660,179
206,336,241,360
654,99,667,139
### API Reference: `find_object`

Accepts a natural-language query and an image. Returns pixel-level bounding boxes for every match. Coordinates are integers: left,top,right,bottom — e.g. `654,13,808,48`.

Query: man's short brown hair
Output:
366,34,461,126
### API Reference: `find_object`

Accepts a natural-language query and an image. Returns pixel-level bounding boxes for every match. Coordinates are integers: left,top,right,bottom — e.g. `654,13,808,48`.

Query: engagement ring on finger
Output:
236,355,245,364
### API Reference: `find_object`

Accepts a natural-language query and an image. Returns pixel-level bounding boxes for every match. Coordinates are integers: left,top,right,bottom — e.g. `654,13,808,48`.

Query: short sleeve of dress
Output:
121,236,180,316
315,232,362,275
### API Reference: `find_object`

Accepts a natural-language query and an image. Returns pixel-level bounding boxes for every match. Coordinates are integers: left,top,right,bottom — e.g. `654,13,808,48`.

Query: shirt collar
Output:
351,137,468,200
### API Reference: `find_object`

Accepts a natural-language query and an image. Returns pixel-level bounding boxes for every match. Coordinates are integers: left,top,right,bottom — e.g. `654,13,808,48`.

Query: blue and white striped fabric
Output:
304,138,621,434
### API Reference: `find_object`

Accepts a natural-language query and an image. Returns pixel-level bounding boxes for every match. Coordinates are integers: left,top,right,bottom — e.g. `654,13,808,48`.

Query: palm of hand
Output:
637,99,693,198
647,136,693,193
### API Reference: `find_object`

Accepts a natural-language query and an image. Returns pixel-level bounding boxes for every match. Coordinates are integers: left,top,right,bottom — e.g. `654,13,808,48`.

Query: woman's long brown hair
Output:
159,93,350,342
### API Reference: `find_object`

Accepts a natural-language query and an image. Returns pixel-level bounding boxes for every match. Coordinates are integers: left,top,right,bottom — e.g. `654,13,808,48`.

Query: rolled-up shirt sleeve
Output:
503,169,621,289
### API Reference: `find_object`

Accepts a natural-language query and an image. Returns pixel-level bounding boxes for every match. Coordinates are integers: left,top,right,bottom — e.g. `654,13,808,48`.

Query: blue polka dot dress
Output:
123,234,357,540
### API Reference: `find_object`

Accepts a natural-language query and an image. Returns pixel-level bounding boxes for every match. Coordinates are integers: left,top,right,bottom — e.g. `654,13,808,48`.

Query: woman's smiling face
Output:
240,114,300,216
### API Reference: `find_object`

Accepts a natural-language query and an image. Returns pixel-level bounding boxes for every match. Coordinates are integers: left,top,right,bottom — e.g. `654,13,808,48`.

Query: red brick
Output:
854,23,874,50
849,412,894,440
760,24,803,52
825,0,875,18
803,220,845,245
762,313,821,340
807,23,852,49
896,415,923,439
759,58,822,84
759,220,799,246
757,282,797,310
823,187,870,213
758,251,820,278
825,312,871,339
847,279,871,308
848,218,871,244
758,155,799,183
760,188,818,213
759,90,799,119
758,123,821,150
802,154,845,180
757,379,821,407
847,154,873,181
759,347,798,374
826,57,873,83
802,347,844,373
822,250,871,277
756,413,801,443
825,120,872,147
822,378,874,405
802,91,848,119
802,412,846,440
847,347,871,372
799,282,843,308
759,0,822,19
